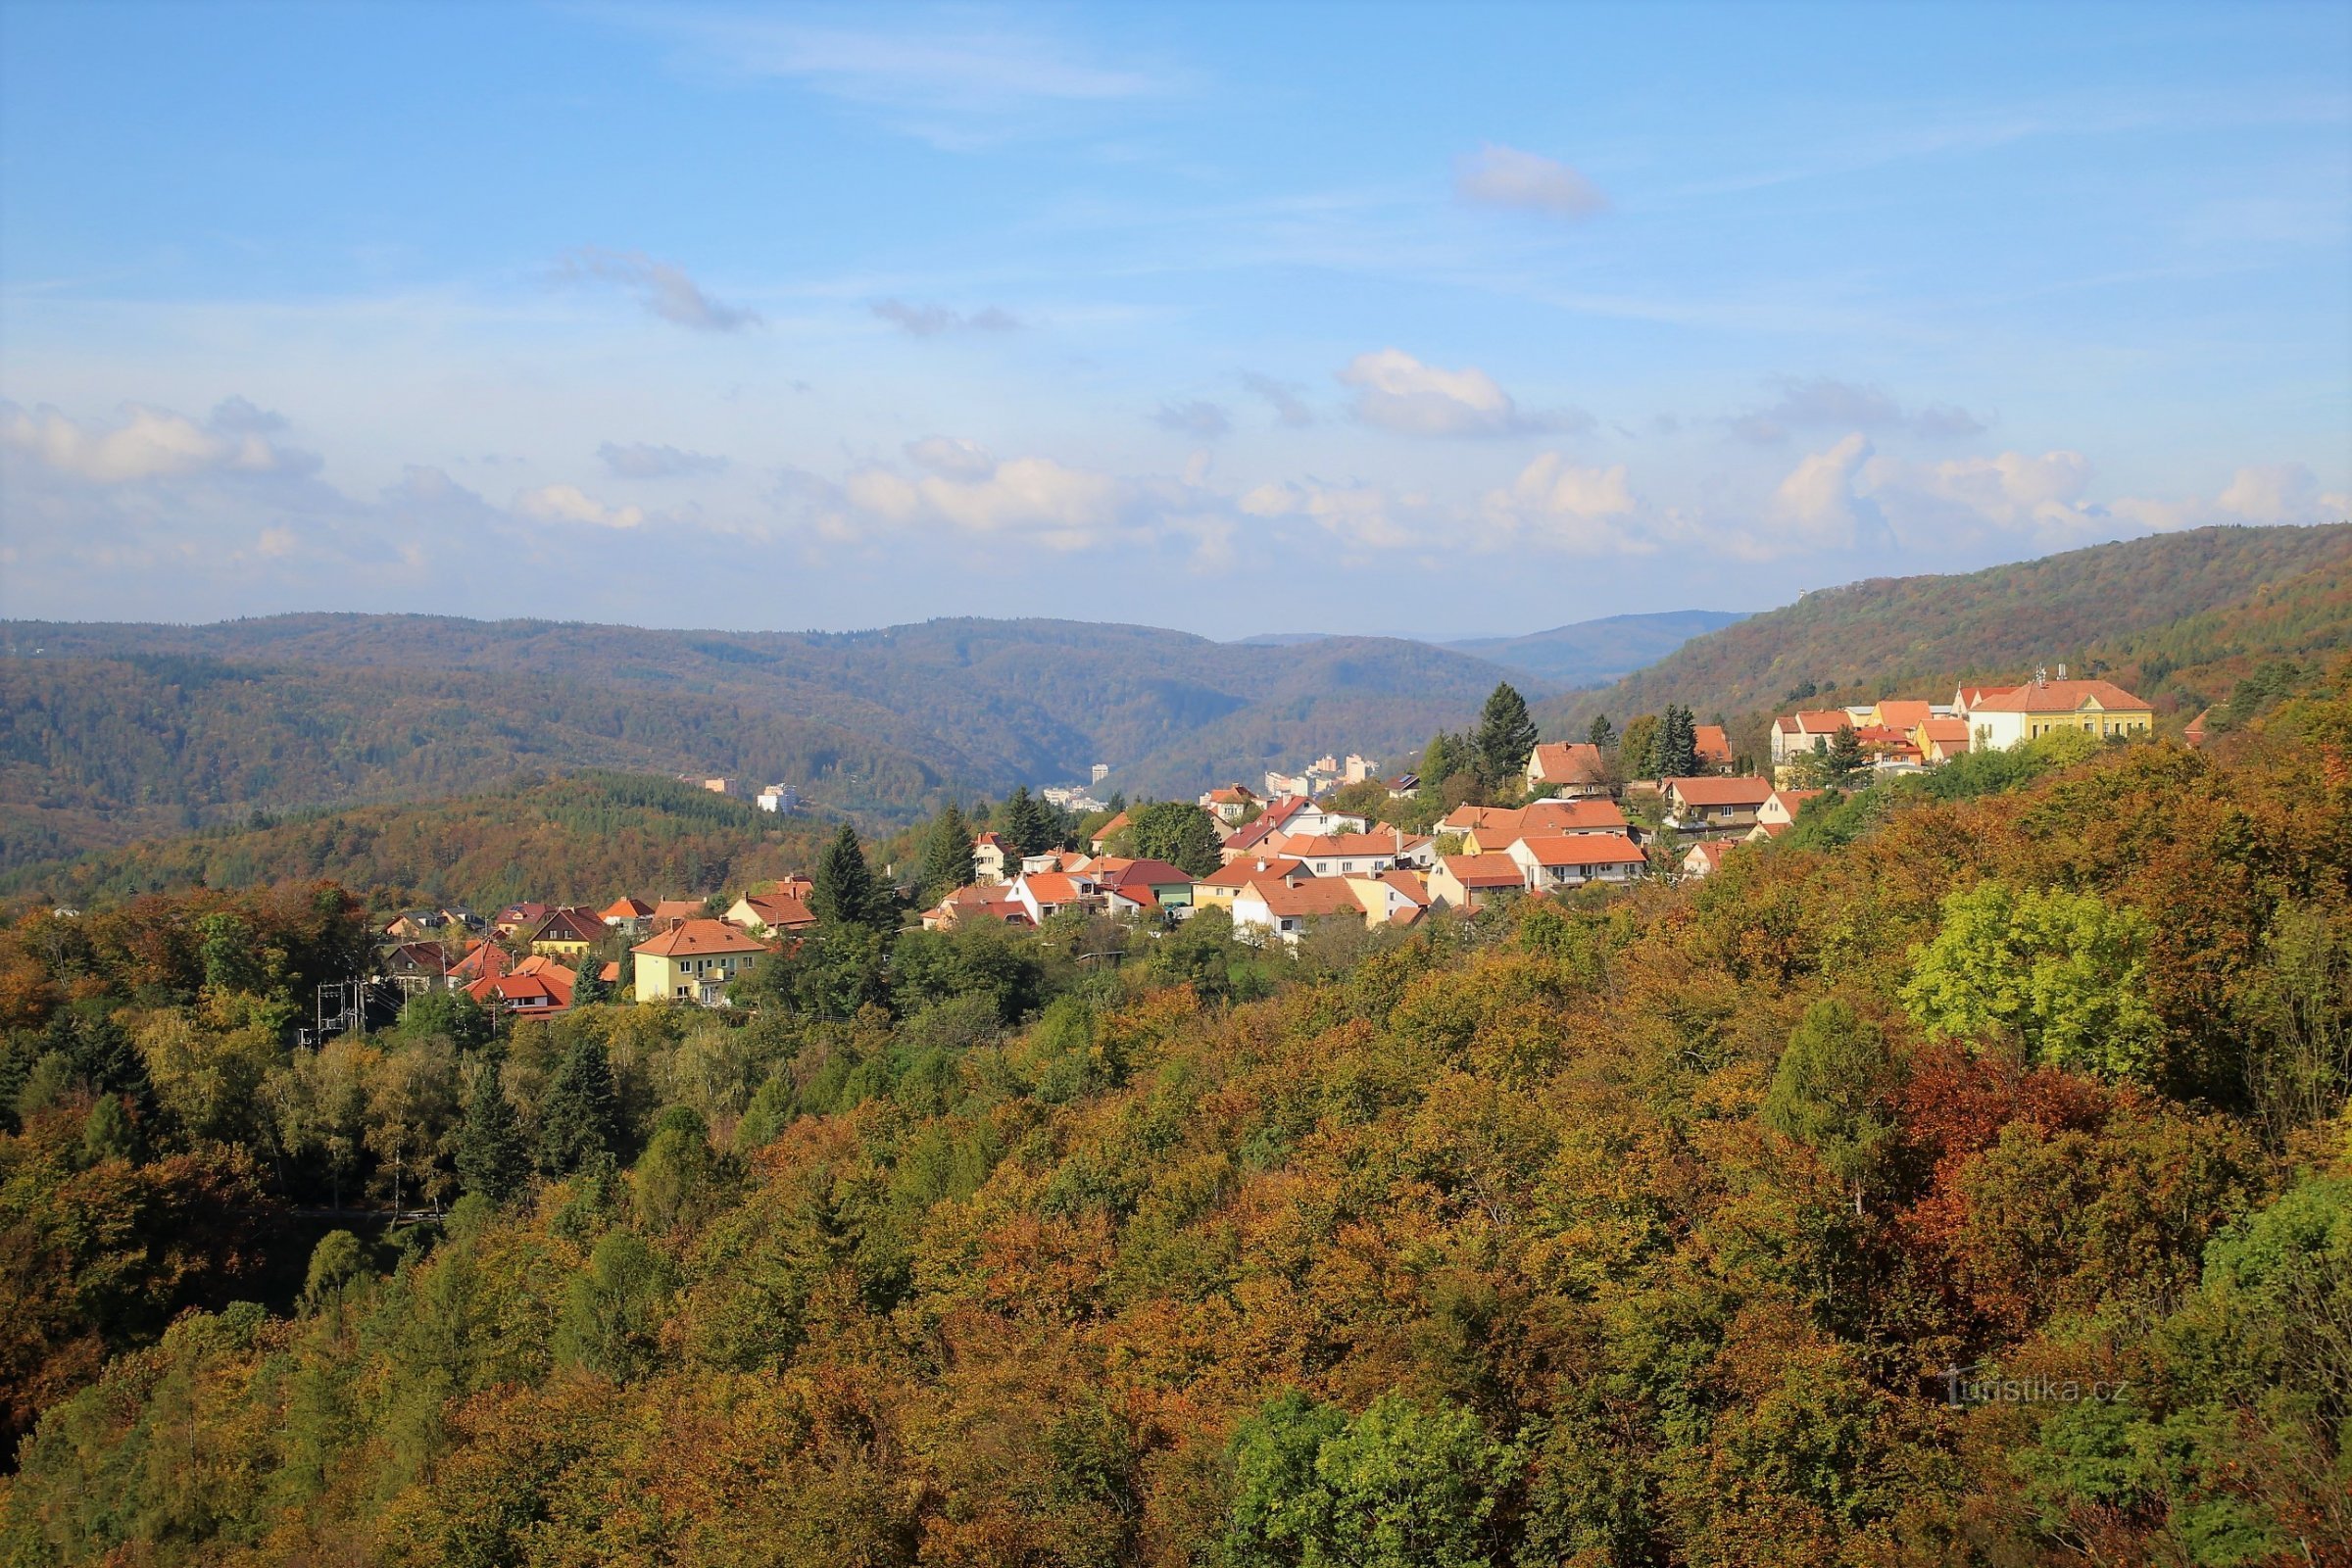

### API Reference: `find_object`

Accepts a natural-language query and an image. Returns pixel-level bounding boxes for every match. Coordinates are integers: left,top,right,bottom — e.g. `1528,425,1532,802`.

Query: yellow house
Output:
631,919,771,1006
527,907,606,959
1960,678,2155,751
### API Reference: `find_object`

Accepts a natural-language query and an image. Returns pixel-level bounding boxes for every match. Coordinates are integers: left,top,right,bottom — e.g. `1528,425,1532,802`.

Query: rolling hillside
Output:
0,615,1526,870
1447,608,1748,687
1534,522,2352,738
0,771,830,913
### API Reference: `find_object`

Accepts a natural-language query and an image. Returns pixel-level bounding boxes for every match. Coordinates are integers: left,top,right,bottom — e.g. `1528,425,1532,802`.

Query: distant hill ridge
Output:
1534,523,2352,740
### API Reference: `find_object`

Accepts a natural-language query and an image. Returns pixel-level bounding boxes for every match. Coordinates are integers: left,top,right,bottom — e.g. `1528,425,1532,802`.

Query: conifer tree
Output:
1658,705,1700,779
537,1037,620,1176
999,786,1057,857
1587,713,1616,750
570,956,609,1008
812,822,890,929
1620,712,1663,780
1825,723,1868,785
459,1059,531,1201
919,804,977,901
1473,682,1540,791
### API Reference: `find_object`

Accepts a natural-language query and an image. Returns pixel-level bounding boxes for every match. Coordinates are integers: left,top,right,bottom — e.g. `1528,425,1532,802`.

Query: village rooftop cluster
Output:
368,668,2155,1020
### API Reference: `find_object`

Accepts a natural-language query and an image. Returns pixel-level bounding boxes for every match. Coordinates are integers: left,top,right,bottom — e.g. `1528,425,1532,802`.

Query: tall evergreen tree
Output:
1124,801,1226,877
1658,705,1700,779
918,804,977,902
458,1059,531,1201
998,786,1057,857
537,1037,621,1176
1620,713,1662,779
1586,713,1616,750
1824,723,1869,786
1473,682,1540,791
570,956,609,1008
812,822,890,929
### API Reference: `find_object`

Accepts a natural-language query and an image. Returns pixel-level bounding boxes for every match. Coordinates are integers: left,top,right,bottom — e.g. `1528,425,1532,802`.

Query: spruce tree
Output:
1587,714,1616,750
537,1036,621,1176
570,956,609,1008
999,786,1056,857
1473,683,1540,792
458,1059,531,1201
918,804,977,901
812,822,888,929
1658,705,1700,779
1826,723,1869,785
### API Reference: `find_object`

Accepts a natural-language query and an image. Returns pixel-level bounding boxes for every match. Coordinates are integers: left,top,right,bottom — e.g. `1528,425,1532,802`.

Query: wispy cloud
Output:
1240,371,1315,427
554,246,760,332
1152,399,1229,438
1453,143,1608,220
1730,375,1985,443
870,298,1023,337
599,441,731,479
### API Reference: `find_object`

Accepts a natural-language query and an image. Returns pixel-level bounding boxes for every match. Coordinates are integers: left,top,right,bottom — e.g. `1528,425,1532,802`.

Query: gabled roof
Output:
1368,869,1430,906
1665,775,1775,808
1968,678,2150,714
447,939,511,981
737,893,816,930
466,971,567,1008
1771,787,1825,810
529,908,606,945
1794,710,1854,733
1691,725,1733,765
1243,877,1369,919
973,831,1007,850
1091,809,1132,842
1205,784,1257,804
1874,701,1935,729
632,918,771,958
1526,740,1606,782
1915,716,1972,742
601,896,656,920
1095,858,1193,890
1685,840,1733,872
1018,872,1091,906
1512,832,1647,867
1283,831,1407,858
652,899,707,922
1441,854,1527,888
1200,856,1308,888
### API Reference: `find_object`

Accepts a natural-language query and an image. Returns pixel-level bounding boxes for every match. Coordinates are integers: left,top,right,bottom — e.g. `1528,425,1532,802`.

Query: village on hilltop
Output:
367,666,2157,1024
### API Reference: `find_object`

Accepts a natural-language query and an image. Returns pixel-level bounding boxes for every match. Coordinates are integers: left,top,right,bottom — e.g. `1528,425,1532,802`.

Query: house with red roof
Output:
1681,839,1735,879
630,919,771,1005
1428,854,1528,911
972,831,1010,885
1505,832,1649,890
1661,776,1777,835
1522,741,1610,798
725,890,817,935
1960,675,2153,750
1691,724,1735,771
1229,874,1374,945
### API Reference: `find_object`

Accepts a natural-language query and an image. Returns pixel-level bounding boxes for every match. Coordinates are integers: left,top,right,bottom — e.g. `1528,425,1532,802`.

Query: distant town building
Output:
756,783,798,813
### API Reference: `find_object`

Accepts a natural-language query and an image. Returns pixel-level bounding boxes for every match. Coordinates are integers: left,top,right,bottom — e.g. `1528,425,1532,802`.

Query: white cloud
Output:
1859,449,2099,545
1479,454,1648,554
512,484,648,530
1239,479,1437,552
1337,348,1569,438
836,446,1128,551
1453,143,1608,220
871,298,1022,336
555,247,760,332
0,399,308,484
903,435,998,480
2112,463,2352,532
651,17,1162,112
599,441,730,479
1765,433,1889,553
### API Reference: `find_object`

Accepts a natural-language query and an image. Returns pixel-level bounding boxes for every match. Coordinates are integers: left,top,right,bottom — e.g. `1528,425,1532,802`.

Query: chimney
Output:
2056,662,2068,681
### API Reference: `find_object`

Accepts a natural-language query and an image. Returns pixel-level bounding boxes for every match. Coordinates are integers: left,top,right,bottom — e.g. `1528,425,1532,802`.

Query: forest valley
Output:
0,666,2349,1568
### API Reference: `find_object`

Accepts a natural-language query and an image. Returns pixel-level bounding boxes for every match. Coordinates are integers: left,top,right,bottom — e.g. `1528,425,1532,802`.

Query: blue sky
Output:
2,1,2346,638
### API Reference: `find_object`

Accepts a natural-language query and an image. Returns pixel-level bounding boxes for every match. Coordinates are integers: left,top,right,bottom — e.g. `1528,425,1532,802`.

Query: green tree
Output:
1656,705,1699,779
569,956,609,1008
1586,713,1616,750
456,1059,531,1202
1620,713,1662,779
1120,800,1225,876
537,1036,622,1175
1824,723,1868,786
398,988,491,1051
80,1095,140,1164
1762,1001,1905,1214
1473,682,1540,792
632,1106,722,1234
1901,881,2166,1079
998,786,1058,858
553,1230,676,1381
919,803,978,903
302,1230,367,1308
812,822,892,930
1227,1392,1523,1568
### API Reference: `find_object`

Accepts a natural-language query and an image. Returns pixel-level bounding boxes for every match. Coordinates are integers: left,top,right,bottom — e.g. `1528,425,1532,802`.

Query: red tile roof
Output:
1666,776,1775,808
1513,832,1647,867
737,893,816,930
1245,878,1368,919
1201,856,1307,888
601,896,655,919
529,908,606,945
1526,740,1606,782
633,918,771,958
1691,724,1733,765
1442,855,1527,888
1284,831,1408,858
1967,678,2149,714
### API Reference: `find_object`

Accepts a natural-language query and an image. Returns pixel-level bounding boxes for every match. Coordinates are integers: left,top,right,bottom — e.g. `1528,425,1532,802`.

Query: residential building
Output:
922,885,1035,931
1428,855,1527,912
1230,875,1373,945
1756,788,1822,828
1692,724,1735,771
1090,857,1197,913
972,832,1010,885
492,902,552,938
466,969,570,1016
1522,741,1610,798
756,784,798,813
1441,798,1627,846
1092,762,1110,785
650,898,707,930
1958,675,2154,750
526,907,606,958
725,890,817,935
1282,829,1426,877
1870,700,1936,734
1770,710,1856,769
1505,832,1648,890
600,896,656,937
1661,776,1776,835
1682,840,1734,879
1008,871,1101,924
1088,810,1131,852
1193,856,1309,913
1343,754,1377,784
1913,716,1974,763
1198,784,1260,825
378,942,452,984
631,919,770,1005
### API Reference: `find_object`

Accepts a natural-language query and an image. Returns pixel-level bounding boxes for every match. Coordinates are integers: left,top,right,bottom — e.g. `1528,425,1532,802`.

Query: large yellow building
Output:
1958,678,2154,750
631,919,771,1006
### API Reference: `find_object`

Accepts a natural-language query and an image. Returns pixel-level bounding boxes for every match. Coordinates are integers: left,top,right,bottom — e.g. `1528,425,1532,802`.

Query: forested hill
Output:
0,616,1521,871
1533,521,2352,737
0,772,830,914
